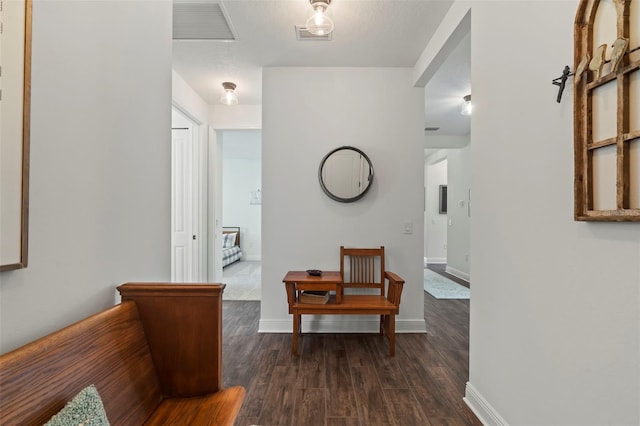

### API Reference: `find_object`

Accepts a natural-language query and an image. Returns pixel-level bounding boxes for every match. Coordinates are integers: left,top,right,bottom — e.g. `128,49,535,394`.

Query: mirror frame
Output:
318,146,374,203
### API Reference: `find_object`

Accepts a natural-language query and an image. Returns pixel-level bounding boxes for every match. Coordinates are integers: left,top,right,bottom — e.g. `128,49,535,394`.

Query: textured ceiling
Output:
172,0,470,135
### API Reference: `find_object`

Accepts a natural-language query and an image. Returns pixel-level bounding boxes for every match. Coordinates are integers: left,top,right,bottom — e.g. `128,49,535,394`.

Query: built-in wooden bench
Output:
284,247,405,356
0,283,245,426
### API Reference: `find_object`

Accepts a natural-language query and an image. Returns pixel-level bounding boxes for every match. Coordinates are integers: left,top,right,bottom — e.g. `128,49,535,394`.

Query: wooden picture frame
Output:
574,0,640,221
1,0,32,270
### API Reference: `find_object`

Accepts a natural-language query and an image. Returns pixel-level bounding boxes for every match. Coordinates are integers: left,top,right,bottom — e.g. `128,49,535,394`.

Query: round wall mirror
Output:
318,146,374,203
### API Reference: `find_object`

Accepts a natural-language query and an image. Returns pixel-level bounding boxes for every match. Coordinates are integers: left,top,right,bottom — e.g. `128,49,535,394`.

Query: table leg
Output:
293,311,300,356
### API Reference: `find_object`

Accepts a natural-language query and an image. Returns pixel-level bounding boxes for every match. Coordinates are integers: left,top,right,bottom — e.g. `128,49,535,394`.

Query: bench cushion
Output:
143,386,246,425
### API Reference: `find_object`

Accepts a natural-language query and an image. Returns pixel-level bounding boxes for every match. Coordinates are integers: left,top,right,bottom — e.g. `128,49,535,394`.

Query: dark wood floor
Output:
222,266,480,426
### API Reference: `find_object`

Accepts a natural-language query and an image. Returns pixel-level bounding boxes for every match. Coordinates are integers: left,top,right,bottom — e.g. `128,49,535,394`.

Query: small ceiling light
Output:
220,82,238,105
461,94,472,116
306,0,334,36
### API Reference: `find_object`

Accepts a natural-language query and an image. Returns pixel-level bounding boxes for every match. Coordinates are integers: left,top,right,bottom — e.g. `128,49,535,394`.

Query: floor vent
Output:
173,2,236,40
295,25,332,41
424,127,441,131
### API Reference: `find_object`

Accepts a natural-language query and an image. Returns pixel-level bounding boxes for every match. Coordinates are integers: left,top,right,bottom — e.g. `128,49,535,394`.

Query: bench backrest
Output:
117,283,225,397
0,302,162,425
340,246,386,296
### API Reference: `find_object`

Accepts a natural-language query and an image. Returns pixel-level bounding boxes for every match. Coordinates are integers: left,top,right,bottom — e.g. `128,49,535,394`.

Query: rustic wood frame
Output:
574,0,640,221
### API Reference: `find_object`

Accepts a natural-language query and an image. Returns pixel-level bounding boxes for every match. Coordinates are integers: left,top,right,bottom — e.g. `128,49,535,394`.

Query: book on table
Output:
299,290,330,304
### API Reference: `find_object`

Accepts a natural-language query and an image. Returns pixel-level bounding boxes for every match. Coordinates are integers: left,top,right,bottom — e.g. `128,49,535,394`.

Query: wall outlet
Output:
443,243,447,250
465,253,469,262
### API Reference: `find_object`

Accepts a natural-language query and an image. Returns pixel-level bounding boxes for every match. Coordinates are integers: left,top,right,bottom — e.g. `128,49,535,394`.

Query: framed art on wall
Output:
1,0,32,270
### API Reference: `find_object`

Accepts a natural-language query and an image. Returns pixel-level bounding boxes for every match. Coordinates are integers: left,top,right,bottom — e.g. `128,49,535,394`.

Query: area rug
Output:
423,268,470,299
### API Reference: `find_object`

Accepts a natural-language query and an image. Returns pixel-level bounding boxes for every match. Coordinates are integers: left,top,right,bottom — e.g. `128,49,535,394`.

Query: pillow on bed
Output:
222,232,237,249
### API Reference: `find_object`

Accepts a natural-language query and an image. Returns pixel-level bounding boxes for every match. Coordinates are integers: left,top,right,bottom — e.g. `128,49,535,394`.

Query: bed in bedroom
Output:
222,226,243,268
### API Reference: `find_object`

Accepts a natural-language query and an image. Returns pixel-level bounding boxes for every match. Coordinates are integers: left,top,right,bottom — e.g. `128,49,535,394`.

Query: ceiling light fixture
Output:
461,94,472,116
220,82,238,105
306,0,334,36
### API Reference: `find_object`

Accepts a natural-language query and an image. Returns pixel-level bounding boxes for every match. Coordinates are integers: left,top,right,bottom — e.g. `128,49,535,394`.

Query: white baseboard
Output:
464,382,509,426
426,257,447,264
445,265,470,283
259,317,426,333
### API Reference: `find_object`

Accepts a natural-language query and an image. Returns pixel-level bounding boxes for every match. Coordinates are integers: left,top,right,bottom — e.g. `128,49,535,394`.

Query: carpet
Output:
222,261,261,301
423,268,470,299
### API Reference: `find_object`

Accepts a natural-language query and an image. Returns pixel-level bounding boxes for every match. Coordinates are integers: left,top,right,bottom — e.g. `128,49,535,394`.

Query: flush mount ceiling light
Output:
306,0,333,36
461,94,472,116
220,82,238,105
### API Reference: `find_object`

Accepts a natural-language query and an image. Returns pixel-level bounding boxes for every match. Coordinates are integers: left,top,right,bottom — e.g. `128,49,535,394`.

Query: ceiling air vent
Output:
424,127,440,131
173,2,236,40
295,25,332,41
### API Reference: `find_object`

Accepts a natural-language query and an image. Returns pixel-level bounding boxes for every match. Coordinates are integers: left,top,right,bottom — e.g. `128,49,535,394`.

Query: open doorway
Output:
421,19,471,295
424,156,448,267
219,130,262,300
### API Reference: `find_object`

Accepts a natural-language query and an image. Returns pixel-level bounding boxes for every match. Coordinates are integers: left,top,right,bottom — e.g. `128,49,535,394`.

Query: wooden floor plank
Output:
256,365,299,426
325,348,359,418
364,337,410,390
293,388,326,426
327,418,361,426
351,365,394,425
297,335,326,389
385,387,431,426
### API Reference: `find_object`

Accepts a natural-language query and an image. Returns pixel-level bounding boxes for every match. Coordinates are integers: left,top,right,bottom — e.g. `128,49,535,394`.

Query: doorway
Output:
424,156,448,267
219,129,262,300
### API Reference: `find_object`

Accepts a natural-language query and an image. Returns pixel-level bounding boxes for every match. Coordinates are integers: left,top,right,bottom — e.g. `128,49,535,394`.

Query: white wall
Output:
173,70,209,125
0,0,172,353
466,1,640,424
446,143,471,280
210,105,262,130
221,130,262,261
425,156,448,264
260,67,426,333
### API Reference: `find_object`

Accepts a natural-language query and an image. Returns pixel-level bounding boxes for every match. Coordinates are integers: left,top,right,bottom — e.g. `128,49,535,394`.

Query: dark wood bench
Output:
0,283,245,425
285,247,405,356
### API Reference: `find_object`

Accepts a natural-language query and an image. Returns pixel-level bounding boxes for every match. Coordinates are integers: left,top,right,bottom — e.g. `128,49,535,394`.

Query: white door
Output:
171,127,193,282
